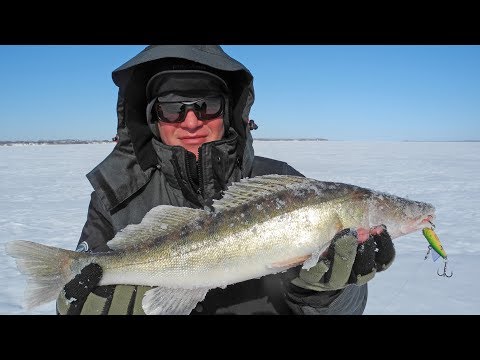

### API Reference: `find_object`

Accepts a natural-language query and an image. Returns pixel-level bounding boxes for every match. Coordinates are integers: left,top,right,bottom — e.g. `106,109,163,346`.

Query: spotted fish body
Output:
5,175,436,315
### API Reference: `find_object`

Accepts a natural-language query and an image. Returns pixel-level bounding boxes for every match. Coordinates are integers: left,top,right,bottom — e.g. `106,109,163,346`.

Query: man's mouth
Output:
179,136,207,144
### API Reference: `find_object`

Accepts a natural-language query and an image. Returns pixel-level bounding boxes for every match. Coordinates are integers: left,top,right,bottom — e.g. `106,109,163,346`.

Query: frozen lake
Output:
1,141,479,315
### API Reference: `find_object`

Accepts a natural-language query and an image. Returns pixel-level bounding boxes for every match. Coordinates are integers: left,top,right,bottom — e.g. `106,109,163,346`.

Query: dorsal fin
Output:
212,174,309,212
107,205,206,250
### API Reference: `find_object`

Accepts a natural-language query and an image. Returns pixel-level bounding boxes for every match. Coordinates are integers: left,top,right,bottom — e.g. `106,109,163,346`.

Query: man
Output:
57,45,395,315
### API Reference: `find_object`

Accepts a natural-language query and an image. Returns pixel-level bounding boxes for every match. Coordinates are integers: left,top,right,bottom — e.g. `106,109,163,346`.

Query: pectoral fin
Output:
269,255,311,270
302,249,323,270
301,215,345,270
302,242,332,270
142,286,209,315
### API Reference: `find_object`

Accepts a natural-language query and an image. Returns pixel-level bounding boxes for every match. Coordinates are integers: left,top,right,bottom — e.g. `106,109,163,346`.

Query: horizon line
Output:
1,138,480,144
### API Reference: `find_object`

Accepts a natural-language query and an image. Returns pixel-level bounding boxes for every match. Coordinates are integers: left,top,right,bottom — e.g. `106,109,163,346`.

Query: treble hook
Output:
437,259,453,278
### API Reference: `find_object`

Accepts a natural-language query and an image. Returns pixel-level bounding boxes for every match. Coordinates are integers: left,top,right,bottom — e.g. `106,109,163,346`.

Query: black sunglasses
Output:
154,95,224,123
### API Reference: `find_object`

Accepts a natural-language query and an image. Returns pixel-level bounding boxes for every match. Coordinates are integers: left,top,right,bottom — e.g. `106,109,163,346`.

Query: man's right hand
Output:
291,225,396,292
57,263,103,315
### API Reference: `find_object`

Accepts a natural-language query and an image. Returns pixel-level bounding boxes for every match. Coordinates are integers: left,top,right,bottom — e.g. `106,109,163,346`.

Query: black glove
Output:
57,263,103,315
291,225,396,291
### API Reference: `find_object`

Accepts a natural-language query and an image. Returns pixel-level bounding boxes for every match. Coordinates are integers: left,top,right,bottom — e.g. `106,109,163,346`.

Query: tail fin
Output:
5,240,78,310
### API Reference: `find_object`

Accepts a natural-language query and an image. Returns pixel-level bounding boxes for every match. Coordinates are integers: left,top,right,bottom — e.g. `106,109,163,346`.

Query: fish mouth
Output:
399,214,436,236
420,214,436,229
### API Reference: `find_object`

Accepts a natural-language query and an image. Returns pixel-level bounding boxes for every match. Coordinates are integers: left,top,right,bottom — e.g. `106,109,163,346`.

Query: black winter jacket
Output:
56,45,367,315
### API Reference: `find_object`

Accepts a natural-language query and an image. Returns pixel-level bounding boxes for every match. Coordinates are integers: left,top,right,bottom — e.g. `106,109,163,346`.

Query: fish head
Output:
366,191,436,239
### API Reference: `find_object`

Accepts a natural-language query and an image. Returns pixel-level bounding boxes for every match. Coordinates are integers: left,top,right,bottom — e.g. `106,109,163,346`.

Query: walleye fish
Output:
5,174,435,315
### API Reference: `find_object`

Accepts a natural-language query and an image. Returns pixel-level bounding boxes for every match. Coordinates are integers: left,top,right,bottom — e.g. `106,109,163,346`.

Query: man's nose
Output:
181,110,202,129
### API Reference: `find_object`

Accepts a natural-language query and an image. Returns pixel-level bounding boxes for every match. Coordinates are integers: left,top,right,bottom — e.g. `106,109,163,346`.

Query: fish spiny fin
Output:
107,205,207,251
212,174,309,212
142,286,209,315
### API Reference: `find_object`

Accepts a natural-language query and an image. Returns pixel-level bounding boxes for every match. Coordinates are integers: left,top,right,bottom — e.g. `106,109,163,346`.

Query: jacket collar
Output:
151,129,244,205
86,127,254,212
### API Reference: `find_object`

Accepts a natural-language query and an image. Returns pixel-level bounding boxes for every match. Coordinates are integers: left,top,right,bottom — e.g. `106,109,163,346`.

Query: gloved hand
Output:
56,263,103,315
291,225,395,292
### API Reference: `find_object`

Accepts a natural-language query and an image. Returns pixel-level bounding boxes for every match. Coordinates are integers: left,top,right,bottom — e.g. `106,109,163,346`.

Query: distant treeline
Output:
254,138,328,141
0,140,113,146
1,138,328,145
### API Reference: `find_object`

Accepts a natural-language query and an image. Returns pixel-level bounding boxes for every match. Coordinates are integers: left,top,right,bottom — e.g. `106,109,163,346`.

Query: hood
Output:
111,45,255,174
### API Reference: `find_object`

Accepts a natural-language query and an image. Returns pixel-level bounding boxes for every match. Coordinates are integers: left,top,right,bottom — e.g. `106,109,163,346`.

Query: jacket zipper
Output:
184,150,203,198
197,149,204,197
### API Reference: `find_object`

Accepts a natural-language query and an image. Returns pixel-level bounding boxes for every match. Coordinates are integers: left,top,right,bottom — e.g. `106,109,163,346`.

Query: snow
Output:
1,141,479,314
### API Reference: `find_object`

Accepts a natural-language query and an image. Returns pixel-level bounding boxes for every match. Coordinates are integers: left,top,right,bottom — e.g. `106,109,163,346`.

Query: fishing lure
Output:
422,224,453,277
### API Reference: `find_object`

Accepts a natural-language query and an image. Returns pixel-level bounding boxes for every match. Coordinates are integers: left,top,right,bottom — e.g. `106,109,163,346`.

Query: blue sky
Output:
0,45,479,141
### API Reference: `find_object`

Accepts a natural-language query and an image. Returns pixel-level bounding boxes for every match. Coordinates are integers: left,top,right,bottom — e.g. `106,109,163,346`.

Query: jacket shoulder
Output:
251,156,304,177
86,138,154,212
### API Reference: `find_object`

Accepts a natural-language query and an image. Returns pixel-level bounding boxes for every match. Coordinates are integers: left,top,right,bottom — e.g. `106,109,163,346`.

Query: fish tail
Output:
5,240,79,310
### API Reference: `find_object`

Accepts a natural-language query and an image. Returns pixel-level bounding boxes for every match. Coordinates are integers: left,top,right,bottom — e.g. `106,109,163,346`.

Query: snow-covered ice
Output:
1,141,479,314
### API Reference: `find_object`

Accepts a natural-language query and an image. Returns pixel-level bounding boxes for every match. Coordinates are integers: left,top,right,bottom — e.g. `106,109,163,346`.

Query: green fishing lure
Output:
422,225,452,277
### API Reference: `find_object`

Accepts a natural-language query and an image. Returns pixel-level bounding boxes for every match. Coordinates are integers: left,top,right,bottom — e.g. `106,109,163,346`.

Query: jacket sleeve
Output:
75,192,115,253
283,266,368,315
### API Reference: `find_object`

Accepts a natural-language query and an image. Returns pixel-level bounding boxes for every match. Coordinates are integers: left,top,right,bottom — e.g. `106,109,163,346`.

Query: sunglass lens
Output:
195,97,223,120
156,102,184,123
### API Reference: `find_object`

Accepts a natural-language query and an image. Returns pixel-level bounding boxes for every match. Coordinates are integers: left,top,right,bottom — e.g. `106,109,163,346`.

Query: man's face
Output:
147,70,230,158
157,104,225,159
